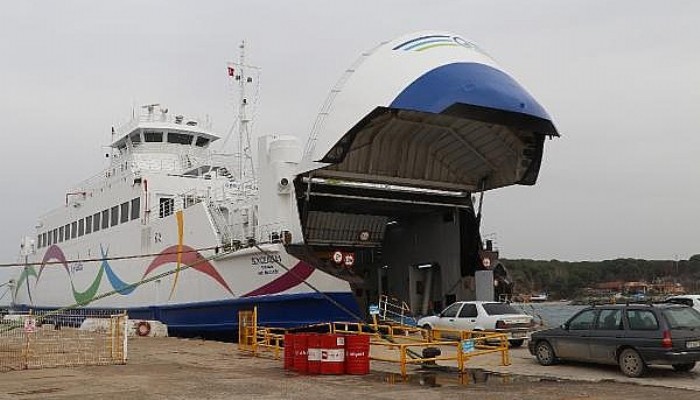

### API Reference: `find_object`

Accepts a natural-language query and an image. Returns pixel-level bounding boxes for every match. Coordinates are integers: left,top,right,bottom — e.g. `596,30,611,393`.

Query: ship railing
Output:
216,221,291,250
115,112,212,136
206,202,234,246
378,295,418,327
251,222,290,245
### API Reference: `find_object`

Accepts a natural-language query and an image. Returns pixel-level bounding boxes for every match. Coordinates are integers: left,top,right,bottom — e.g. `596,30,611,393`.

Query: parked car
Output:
665,295,700,313
417,301,534,347
528,303,700,377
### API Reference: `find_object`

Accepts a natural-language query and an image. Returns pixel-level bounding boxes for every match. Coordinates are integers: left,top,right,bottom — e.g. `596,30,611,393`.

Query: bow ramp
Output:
302,31,558,191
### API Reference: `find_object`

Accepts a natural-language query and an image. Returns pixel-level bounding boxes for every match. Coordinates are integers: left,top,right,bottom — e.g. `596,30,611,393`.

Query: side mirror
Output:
560,323,568,330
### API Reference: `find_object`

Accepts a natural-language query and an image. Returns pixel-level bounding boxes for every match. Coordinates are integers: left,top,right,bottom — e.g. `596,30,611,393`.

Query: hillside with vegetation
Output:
502,255,700,300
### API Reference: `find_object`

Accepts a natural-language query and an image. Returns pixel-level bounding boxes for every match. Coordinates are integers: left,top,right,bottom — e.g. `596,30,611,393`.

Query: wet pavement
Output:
440,346,700,391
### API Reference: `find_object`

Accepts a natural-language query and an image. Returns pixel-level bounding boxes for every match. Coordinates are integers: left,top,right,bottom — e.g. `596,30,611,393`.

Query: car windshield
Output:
482,303,519,315
663,307,700,329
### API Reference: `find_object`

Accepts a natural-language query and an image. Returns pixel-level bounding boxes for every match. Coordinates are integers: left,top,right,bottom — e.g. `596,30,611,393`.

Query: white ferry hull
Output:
13,205,359,334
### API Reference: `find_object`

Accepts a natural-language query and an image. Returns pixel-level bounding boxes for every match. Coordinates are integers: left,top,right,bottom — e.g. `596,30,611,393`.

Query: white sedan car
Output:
417,301,534,347
665,295,700,313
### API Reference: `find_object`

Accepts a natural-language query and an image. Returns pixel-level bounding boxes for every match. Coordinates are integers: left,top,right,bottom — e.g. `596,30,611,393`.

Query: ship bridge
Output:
110,105,219,153
289,31,559,314
108,105,225,177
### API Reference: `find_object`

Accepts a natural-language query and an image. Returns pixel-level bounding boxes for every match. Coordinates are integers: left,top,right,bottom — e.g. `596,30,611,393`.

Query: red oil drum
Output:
320,334,345,375
307,334,321,374
293,334,309,374
344,335,370,375
284,333,295,370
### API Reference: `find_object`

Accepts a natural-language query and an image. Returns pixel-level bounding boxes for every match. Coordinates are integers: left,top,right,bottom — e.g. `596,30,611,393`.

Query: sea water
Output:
512,302,586,328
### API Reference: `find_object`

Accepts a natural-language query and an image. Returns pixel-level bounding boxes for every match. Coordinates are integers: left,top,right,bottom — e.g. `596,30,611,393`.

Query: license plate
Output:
511,332,527,339
687,340,700,349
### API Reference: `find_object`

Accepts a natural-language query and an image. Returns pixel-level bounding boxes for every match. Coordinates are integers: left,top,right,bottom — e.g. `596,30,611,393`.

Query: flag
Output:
227,66,235,77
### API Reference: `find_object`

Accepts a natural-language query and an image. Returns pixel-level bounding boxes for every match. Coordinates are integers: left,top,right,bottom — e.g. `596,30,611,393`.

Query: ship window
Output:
71,222,77,239
52,229,57,244
93,213,101,232
86,215,93,234
144,131,163,142
47,232,52,246
101,210,109,229
130,132,141,143
78,219,84,237
195,137,210,147
120,202,129,223
131,197,140,220
110,206,119,227
42,232,47,247
37,235,41,248
159,197,174,218
59,226,64,242
167,132,193,145
64,224,70,241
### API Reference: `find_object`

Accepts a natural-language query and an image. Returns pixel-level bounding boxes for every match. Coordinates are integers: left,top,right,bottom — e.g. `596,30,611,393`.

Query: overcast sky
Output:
1,0,699,289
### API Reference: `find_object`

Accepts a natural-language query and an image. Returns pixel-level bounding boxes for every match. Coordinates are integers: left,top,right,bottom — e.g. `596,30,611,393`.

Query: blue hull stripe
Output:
14,292,361,334
390,62,552,121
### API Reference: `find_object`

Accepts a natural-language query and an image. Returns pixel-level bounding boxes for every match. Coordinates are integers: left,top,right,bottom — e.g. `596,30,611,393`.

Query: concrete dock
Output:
0,337,699,399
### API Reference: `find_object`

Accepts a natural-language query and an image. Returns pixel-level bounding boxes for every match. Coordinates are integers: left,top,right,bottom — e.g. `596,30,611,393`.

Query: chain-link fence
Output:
0,309,128,372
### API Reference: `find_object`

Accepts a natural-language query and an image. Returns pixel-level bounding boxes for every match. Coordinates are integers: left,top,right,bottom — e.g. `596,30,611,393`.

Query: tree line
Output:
502,255,700,300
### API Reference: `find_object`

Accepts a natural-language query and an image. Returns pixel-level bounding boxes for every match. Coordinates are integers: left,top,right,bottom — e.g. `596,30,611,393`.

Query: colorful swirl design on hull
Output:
14,243,233,305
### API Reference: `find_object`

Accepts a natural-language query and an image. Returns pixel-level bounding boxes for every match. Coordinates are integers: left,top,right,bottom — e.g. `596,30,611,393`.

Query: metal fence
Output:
0,309,128,372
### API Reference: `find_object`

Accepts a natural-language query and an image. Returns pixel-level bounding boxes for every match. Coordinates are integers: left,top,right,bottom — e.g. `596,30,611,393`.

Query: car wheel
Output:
672,362,696,372
509,339,525,348
618,348,646,377
534,341,556,366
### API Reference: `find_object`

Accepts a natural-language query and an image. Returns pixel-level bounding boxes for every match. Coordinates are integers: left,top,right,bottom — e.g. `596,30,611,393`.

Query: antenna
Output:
227,41,260,183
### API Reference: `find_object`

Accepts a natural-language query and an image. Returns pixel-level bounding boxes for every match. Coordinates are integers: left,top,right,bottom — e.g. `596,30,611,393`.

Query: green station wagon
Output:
528,304,700,377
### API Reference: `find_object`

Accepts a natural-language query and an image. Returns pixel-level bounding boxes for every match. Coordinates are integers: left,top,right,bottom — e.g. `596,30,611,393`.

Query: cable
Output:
0,246,236,334
252,243,425,359
253,243,364,323
0,246,221,268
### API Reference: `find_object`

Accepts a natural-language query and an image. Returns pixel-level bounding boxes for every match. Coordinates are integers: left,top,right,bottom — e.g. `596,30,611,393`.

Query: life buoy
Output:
136,321,151,337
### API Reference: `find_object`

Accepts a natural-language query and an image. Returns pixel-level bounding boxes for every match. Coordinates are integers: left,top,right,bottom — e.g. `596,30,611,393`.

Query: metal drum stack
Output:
284,333,369,376
320,334,345,375
344,335,370,375
292,334,309,374
307,334,321,374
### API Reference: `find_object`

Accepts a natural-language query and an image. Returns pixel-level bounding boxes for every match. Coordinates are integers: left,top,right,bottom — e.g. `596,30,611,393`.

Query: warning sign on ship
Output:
343,253,355,267
332,251,343,264
358,230,370,241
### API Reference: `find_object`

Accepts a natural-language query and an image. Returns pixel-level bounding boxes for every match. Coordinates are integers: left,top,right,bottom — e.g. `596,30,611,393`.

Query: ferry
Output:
10,31,559,335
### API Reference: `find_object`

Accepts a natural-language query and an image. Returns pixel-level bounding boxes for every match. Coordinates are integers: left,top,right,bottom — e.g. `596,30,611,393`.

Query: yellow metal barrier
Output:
238,307,286,359
370,331,510,377
236,313,511,377
237,307,257,353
